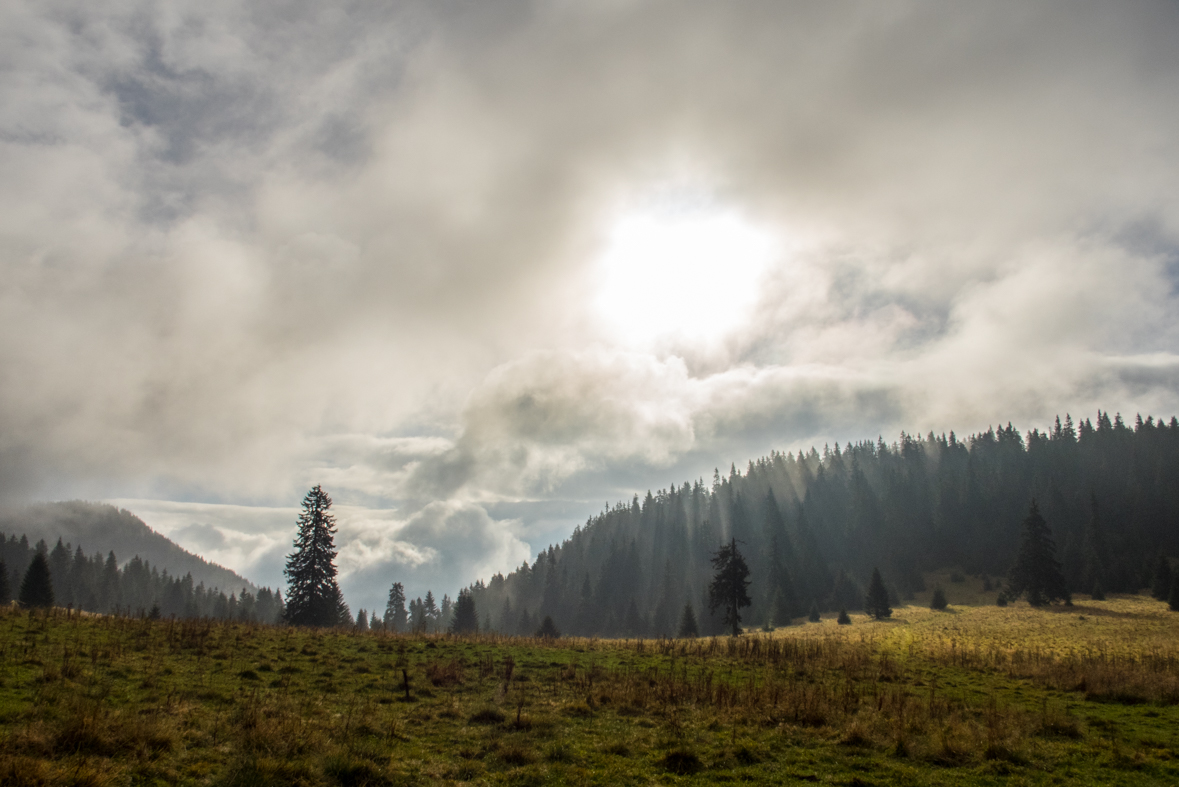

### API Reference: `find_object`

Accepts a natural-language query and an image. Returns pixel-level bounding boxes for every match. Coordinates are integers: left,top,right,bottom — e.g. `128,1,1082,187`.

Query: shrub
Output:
660,749,703,775
837,609,851,625
930,588,948,610
807,602,821,623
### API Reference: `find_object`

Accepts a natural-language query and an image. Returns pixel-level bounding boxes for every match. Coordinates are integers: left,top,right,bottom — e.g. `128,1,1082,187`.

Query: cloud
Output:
110,497,530,614
4,1,1179,598
333,501,531,615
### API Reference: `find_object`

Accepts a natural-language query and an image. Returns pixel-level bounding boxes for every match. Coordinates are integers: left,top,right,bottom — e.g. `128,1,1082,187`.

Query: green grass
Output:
2,596,1179,785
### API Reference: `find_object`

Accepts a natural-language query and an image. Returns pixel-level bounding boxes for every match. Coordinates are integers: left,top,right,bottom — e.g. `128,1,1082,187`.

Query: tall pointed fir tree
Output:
864,568,892,619
385,582,408,633
284,485,347,627
19,552,55,609
709,538,752,636
450,588,479,634
1007,500,1070,607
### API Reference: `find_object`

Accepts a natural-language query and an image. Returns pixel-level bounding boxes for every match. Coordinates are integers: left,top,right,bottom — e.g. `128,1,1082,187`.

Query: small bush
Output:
930,588,948,610
660,749,703,775
996,592,1008,607
837,609,851,625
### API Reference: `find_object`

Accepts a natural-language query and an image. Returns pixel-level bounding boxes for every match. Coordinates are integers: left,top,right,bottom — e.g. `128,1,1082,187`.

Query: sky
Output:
3,1,1179,614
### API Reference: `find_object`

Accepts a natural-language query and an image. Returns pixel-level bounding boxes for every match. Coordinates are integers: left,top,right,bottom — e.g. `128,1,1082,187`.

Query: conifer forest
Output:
458,412,1179,638
0,532,284,624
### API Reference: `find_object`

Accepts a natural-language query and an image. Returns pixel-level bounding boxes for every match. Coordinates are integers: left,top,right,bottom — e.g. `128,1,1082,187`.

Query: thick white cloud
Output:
4,1,1179,598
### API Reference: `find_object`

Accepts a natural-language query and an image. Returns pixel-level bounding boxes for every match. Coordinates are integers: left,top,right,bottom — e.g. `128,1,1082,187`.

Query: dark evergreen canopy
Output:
1007,500,1070,607
1151,556,1172,601
19,552,55,609
864,568,892,620
450,588,479,634
677,602,699,638
709,538,752,636
536,615,560,638
284,485,346,627
385,581,408,633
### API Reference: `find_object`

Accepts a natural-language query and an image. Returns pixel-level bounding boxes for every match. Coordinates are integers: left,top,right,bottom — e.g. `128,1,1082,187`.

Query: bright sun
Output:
593,206,778,347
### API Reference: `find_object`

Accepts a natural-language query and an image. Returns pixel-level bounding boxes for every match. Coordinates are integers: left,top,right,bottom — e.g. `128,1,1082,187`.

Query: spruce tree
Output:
283,485,346,627
356,609,369,631
451,588,479,634
864,568,892,619
808,601,821,622
385,582,408,632
1007,500,1070,607
423,591,439,632
19,552,55,609
708,538,752,636
1170,575,1179,612
677,602,699,638
1151,556,1172,601
837,608,851,625
0,559,9,605
536,615,560,638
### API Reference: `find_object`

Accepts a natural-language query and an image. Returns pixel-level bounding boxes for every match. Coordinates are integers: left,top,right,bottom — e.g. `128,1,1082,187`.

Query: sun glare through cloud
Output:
593,205,779,347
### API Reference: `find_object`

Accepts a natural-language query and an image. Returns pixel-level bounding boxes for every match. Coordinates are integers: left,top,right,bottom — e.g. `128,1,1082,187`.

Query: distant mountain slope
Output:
0,501,256,594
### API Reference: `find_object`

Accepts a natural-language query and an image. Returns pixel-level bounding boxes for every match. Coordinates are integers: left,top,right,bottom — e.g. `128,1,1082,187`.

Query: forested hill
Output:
465,411,1179,638
0,502,283,622
0,501,255,599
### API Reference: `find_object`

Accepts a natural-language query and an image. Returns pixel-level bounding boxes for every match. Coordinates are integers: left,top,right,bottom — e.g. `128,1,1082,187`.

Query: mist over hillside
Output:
0,501,257,595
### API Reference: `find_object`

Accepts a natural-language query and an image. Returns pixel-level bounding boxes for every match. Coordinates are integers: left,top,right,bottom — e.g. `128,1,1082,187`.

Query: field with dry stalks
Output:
2,595,1179,785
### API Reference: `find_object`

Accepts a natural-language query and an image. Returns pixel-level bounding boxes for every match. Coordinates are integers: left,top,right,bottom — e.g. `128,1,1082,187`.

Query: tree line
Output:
447,411,1179,637
0,531,284,623
9,410,1176,636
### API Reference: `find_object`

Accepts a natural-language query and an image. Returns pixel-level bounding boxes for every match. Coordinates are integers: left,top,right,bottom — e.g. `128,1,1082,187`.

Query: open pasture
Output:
2,597,1179,786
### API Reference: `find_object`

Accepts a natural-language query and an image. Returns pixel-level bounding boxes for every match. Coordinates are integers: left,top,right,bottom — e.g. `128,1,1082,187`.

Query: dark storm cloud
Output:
3,1,1179,596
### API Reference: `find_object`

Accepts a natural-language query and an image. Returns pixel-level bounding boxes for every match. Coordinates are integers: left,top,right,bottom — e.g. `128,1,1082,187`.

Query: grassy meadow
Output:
3,593,1179,786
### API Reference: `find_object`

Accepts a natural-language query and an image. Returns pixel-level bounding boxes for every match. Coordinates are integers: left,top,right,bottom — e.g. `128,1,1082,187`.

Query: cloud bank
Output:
3,1,1179,609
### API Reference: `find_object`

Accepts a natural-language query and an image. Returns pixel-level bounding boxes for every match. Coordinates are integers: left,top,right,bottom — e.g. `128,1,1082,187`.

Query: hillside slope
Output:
0,500,256,594
464,411,1179,638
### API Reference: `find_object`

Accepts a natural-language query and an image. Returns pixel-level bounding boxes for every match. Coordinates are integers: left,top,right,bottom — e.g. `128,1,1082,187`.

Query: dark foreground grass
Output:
2,597,1179,785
